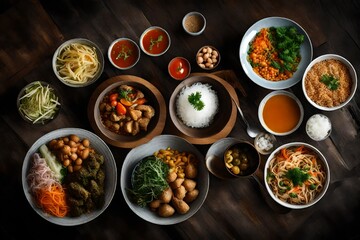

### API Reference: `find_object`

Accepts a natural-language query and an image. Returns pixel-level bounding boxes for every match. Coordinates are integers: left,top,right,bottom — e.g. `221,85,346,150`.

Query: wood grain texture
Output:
1,0,359,239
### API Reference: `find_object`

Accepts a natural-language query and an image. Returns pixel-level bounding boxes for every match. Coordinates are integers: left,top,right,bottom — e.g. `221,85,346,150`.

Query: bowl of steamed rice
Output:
169,75,233,139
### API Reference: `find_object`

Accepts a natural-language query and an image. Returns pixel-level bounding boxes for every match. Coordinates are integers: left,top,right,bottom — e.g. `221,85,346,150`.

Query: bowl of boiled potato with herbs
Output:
120,134,209,225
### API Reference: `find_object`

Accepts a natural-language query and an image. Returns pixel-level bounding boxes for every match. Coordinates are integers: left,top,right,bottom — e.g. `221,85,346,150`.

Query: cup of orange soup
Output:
258,90,304,136
108,38,140,70
140,26,171,57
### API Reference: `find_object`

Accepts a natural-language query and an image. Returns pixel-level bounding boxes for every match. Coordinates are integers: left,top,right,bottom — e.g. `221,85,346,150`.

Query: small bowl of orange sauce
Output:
258,90,304,136
140,26,171,57
108,38,140,70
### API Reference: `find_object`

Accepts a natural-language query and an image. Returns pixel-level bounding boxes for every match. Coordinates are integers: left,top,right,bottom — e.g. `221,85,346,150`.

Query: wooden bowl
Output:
88,75,166,148
169,75,235,139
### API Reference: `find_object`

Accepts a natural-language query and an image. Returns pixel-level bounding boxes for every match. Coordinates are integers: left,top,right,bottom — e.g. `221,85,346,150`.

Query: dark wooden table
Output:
1,0,359,239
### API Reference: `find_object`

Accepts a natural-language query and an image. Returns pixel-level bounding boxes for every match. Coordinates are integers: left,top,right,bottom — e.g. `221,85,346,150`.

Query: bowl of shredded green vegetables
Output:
17,81,61,125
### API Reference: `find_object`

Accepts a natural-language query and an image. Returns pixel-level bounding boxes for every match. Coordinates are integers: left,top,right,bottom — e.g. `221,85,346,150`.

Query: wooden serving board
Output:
167,71,240,145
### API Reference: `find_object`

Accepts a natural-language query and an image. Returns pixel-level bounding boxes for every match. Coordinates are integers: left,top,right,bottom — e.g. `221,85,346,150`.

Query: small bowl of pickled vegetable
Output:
223,141,260,177
17,81,61,125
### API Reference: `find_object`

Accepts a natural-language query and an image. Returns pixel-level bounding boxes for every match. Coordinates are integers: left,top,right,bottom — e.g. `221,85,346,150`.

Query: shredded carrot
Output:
289,186,301,193
36,184,68,217
295,145,304,153
281,148,289,160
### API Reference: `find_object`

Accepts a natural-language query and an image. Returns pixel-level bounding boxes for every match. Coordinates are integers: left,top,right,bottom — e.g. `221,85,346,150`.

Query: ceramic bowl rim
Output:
168,56,191,80
107,37,141,70
302,53,358,111
139,26,171,57
239,16,313,90
52,38,104,87
258,90,304,136
264,142,330,209
182,11,206,36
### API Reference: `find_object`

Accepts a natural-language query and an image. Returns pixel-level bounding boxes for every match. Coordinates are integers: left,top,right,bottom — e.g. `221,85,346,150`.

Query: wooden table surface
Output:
1,0,359,239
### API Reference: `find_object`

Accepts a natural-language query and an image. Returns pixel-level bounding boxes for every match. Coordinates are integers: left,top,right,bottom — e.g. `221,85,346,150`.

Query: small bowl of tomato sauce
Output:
168,57,191,81
140,26,171,57
108,38,140,70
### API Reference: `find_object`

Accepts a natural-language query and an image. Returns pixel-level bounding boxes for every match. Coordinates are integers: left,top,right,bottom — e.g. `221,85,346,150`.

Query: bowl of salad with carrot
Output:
22,128,117,226
239,16,313,90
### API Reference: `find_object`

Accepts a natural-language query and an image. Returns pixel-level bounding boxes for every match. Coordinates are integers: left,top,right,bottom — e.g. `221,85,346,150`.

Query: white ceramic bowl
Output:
258,90,304,136
121,134,209,225
52,38,104,87
239,17,313,90
302,54,357,111
22,128,117,226
17,81,61,125
182,11,206,36
108,37,140,70
139,26,171,57
264,142,330,209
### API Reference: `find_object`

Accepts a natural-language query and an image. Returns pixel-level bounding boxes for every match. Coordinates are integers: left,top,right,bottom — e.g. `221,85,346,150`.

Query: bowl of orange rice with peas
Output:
239,17,313,90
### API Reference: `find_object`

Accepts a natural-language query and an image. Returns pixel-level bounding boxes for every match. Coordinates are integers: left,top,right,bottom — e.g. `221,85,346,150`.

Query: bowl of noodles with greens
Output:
52,38,104,87
264,142,330,209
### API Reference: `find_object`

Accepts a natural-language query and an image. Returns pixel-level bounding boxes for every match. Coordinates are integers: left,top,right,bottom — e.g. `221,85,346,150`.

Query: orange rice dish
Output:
247,27,303,81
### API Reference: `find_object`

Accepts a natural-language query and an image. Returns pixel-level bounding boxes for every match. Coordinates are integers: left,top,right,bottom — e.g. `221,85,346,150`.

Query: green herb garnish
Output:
116,45,133,60
149,35,163,51
285,168,309,186
128,156,169,207
119,88,133,101
188,92,205,111
320,74,339,90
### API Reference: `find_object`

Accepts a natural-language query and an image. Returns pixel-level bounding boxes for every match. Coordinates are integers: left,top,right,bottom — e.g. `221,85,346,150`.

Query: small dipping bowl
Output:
254,132,277,155
306,114,332,141
182,12,206,36
223,141,260,177
196,45,220,70
139,26,171,57
168,57,191,80
108,38,140,70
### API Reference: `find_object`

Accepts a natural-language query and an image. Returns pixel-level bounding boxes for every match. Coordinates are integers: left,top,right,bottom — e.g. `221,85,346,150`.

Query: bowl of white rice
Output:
169,75,233,138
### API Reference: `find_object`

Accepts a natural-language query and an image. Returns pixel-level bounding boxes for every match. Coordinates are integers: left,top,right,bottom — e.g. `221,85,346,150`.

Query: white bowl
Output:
182,11,206,36
264,142,330,209
302,54,357,111
139,26,171,57
22,128,117,226
258,90,304,136
120,134,209,225
239,17,313,90
52,38,104,87
108,38,140,70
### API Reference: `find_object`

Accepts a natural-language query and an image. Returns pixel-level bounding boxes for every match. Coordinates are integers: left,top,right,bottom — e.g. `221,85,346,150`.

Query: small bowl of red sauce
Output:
168,57,191,80
108,38,140,70
140,26,171,57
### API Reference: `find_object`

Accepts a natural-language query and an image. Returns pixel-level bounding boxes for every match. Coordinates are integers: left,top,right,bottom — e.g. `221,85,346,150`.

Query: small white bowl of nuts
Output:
196,45,220,70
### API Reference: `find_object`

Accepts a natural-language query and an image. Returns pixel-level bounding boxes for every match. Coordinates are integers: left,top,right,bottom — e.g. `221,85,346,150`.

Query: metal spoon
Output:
231,98,260,138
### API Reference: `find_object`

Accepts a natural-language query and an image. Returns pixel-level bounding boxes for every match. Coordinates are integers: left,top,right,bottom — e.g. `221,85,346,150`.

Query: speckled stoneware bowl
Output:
22,128,117,226
120,134,210,225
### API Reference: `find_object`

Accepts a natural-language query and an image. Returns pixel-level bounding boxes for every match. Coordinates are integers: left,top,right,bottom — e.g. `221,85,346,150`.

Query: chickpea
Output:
75,158,83,166
81,148,90,159
62,145,71,155
82,139,90,147
70,134,80,143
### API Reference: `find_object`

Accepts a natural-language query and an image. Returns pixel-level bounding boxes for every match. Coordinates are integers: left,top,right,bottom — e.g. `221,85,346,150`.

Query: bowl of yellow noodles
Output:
52,38,104,87
264,142,330,209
